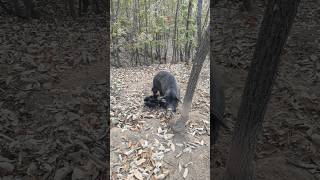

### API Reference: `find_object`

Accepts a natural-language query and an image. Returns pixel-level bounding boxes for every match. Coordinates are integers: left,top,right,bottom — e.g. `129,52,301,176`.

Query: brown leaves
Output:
110,62,211,179
0,162,15,175
0,9,108,179
54,166,73,180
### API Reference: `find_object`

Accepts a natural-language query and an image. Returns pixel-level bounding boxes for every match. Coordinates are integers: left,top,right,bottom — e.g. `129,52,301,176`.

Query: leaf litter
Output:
0,4,107,179
110,61,211,179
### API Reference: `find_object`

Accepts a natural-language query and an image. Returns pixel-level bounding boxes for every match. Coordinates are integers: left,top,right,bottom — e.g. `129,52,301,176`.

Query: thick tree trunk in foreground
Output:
222,0,300,180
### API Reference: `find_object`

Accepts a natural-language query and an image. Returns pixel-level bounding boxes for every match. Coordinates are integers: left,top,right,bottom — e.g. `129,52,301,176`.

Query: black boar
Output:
151,71,181,112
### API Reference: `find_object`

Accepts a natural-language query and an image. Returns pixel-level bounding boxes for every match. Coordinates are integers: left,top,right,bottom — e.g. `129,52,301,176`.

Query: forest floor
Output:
110,61,211,180
0,0,319,179
110,0,320,180
0,8,107,180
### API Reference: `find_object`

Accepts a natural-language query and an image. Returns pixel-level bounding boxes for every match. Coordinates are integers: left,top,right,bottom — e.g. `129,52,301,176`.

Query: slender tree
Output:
173,27,209,133
184,0,193,63
196,0,203,44
202,6,209,33
172,0,180,63
222,0,301,179
144,0,149,63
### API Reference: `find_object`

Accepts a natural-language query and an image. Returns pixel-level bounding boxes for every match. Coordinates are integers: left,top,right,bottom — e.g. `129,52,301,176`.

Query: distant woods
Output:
111,0,209,67
0,0,107,19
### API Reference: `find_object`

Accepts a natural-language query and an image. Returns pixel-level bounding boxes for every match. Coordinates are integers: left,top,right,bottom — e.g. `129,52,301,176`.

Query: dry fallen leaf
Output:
155,173,167,179
0,162,15,173
126,174,135,180
133,169,143,180
183,168,188,178
164,133,174,140
54,166,72,180
128,141,133,148
136,158,146,166
178,162,182,172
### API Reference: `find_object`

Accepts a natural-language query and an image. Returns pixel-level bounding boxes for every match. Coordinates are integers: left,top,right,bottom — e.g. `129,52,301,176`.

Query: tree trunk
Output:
131,0,139,66
111,0,120,23
179,48,183,62
222,0,301,179
155,33,160,62
164,30,169,64
172,0,180,63
202,6,209,33
150,45,154,63
115,38,121,67
148,0,154,63
196,0,203,44
173,28,209,133
137,0,141,33
184,0,193,62
125,0,129,18
144,0,148,64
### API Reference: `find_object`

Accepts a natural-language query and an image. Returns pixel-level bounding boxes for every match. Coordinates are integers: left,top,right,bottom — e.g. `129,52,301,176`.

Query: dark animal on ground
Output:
144,95,166,109
151,71,181,112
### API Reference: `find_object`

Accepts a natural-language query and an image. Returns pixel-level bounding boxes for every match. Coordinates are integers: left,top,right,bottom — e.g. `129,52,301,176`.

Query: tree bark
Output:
196,0,203,44
137,0,141,33
184,0,193,63
173,28,209,132
172,0,180,63
111,0,120,23
144,0,148,63
202,6,209,33
222,0,301,179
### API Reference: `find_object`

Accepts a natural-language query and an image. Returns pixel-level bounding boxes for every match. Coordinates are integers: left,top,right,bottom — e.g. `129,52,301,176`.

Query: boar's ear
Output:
176,97,181,103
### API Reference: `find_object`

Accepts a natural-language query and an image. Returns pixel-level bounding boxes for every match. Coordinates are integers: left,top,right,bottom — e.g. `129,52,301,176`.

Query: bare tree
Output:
196,0,203,44
111,0,120,23
172,27,209,133
144,0,149,63
171,0,180,63
202,6,209,32
222,0,301,179
184,0,193,63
